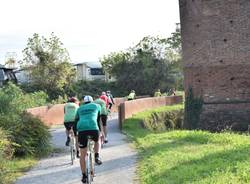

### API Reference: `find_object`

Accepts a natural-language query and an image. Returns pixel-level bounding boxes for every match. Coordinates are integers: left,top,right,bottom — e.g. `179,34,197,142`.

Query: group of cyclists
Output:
63,91,114,183
63,88,174,183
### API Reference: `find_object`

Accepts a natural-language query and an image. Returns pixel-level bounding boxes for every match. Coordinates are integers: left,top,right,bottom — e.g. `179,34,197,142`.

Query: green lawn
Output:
123,105,250,184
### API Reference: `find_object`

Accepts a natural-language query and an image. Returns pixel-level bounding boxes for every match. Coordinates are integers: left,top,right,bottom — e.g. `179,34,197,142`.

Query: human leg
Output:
101,115,108,143
64,122,71,146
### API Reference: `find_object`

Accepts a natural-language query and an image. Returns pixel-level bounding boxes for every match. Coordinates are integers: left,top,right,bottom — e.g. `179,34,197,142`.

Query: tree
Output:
22,33,76,99
101,33,183,95
5,52,18,68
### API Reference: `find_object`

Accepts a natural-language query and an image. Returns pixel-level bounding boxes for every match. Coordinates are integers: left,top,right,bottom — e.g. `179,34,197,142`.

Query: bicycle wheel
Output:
70,146,75,165
90,151,95,180
86,153,92,184
70,136,75,165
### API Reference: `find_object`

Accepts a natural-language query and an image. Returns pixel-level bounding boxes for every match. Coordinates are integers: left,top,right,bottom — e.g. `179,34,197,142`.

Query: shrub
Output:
143,109,184,131
0,128,14,184
184,88,203,129
0,112,51,157
0,83,51,157
0,83,48,114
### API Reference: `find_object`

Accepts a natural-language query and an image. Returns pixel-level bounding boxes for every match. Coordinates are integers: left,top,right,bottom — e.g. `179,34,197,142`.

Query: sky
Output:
0,0,180,65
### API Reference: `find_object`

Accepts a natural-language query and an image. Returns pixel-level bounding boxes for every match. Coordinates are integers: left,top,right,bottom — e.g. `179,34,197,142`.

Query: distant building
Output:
14,67,31,84
74,62,106,81
0,64,17,86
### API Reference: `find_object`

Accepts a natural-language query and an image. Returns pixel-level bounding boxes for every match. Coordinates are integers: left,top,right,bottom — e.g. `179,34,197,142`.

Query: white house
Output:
74,62,106,81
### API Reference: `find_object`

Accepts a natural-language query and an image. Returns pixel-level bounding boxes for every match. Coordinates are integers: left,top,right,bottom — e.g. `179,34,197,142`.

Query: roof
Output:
0,64,15,70
74,62,102,68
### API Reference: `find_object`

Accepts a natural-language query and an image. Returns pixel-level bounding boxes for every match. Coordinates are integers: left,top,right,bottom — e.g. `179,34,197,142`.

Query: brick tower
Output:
179,0,250,131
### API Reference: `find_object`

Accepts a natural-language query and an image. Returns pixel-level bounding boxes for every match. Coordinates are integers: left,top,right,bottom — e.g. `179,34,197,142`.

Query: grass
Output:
123,104,250,184
2,157,37,184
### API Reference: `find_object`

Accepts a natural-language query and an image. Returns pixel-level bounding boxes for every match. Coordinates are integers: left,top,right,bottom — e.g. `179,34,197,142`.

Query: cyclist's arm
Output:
75,110,79,123
97,112,101,131
111,96,115,104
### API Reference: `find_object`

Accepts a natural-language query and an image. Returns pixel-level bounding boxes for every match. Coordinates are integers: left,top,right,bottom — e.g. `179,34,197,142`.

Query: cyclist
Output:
94,95,109,144
64,97,79,158
75,95,103,183
100,91,109,108
154,89,162,97
106,90,115,110
127,90,136,101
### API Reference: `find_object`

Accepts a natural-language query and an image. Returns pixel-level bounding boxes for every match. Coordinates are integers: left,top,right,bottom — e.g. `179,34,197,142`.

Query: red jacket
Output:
100,95,109,108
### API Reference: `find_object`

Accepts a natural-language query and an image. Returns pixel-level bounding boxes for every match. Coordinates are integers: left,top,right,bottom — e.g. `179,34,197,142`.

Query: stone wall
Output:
118,96,183,129
179,0,250,131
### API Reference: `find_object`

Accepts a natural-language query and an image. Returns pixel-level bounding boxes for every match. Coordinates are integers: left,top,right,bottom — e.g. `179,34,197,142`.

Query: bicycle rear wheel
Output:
86,153,92,184
70,145,75,165
70,136,76,165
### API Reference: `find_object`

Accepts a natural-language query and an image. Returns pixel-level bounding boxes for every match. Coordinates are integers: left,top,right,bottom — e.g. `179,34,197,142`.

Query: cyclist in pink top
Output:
100,92,109,108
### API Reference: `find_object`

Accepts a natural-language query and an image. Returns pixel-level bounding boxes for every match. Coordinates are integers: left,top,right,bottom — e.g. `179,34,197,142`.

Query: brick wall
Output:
179,0,250,130
118,96,183,129
27,104,64,126
27,98,126,126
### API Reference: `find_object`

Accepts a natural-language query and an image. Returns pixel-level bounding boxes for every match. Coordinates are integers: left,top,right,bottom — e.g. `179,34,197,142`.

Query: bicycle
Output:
86,137,95,184
69,129,76,165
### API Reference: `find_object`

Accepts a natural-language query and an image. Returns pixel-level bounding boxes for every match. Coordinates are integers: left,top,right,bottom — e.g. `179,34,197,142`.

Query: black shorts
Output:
78,130,99,148
101,115,108,126
64,121,77,136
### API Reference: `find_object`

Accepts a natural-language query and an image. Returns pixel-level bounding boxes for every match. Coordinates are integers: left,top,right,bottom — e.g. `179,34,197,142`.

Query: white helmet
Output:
83,95,93,103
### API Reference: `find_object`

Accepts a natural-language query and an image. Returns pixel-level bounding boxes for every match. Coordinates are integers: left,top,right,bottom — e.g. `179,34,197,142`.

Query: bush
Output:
143,108,184,131
0,83,48,114
0,83,51,157
0,112,51,157
0,128,14,184
123,104,184,133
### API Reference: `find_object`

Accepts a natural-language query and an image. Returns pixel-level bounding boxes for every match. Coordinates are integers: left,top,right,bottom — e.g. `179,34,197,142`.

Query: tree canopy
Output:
101,28,183,96
22,33,75,99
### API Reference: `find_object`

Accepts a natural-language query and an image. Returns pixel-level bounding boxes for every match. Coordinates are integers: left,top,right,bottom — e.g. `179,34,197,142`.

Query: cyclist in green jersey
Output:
94,95,109,143
76,95,103,183
128,90,136,100
64,97,79,147
154,89,162,97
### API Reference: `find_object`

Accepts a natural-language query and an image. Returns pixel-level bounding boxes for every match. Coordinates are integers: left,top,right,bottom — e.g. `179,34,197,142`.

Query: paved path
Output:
15,114,138,184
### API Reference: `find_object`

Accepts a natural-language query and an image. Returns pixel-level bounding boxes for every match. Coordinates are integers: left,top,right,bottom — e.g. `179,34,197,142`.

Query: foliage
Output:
0,157,36,184
0,83,51,157
101,30,183,96
22,33,76,100
0,83,48,114
141,105,184,131
184,88,203,129
65,80,126,99
123,107,250,184
0,128,14,184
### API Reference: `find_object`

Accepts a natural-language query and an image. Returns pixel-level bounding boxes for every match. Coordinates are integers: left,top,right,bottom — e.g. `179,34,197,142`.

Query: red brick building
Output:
179,0,250,131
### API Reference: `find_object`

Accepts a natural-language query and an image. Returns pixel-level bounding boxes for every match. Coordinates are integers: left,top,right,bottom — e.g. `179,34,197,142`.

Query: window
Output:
90,68,104,75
